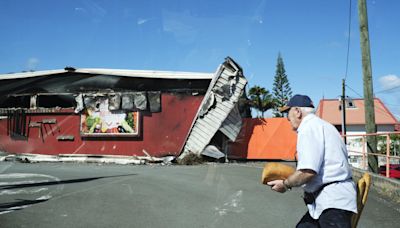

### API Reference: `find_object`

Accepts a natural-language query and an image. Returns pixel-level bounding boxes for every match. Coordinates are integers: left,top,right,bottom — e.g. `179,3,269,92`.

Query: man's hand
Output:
267,179,287,193
267,169,316,194
266,169,316,194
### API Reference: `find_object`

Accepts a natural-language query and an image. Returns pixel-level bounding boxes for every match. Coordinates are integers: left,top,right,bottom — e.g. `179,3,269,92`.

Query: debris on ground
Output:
176,152,204,165
201,145,225,159
0,153,178,165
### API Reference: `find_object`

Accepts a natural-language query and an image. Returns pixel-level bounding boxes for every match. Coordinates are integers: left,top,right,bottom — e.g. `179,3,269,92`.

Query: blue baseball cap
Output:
279,94,314,113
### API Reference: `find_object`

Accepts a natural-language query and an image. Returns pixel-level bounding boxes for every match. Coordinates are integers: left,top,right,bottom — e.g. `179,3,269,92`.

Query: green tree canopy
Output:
272,53,292,117
248,85,274,118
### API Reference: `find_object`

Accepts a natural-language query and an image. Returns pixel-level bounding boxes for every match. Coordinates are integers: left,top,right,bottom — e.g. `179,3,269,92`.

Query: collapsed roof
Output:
179,57,248,159
0,68,213,98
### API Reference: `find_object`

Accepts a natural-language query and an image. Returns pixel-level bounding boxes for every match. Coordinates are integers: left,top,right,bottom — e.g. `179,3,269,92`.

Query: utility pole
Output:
341,79,347,144
358,0,378,173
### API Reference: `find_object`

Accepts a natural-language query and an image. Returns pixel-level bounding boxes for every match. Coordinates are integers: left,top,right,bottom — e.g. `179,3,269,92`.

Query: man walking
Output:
267,94,357,227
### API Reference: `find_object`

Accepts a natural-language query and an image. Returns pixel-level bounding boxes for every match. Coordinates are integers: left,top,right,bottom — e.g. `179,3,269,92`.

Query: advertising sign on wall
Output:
80,97,139,137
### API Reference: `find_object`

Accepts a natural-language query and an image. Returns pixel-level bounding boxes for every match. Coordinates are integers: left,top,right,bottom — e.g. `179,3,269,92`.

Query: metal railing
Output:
344,132,400,178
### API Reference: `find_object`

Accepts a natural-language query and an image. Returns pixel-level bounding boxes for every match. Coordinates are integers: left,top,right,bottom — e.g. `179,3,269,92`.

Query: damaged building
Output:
0,57,249,159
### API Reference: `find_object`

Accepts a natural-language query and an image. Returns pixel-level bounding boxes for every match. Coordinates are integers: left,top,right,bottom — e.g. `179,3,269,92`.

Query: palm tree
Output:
259,93,275,117
248,85,275,117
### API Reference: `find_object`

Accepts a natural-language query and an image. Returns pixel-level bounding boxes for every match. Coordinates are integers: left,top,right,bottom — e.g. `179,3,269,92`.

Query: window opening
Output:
0,96,30,108
37,95,76,108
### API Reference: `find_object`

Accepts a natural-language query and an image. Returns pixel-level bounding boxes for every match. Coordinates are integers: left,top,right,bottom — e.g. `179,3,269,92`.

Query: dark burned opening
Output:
0,96,30,108
37,95,76,108
7,109,28,140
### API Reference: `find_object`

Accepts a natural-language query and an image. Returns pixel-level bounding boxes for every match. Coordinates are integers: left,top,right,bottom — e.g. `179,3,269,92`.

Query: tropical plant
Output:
377,134,400,156
248,85,275,117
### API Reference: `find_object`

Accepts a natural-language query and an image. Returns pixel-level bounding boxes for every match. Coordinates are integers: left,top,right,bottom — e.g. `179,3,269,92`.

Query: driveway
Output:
0,162,399,227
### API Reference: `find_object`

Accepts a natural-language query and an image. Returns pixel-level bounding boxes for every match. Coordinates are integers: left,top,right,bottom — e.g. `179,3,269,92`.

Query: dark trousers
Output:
296,208,353,228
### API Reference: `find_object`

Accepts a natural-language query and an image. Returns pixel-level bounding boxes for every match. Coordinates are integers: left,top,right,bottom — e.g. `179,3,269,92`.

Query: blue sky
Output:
1,0,399,119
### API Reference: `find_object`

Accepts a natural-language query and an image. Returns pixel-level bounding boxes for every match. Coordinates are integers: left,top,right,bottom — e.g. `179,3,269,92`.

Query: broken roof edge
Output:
178,56,247,159
0,68,214,80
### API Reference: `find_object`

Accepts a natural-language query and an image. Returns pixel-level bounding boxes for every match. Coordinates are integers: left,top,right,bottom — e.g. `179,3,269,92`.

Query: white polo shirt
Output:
296,114,357,219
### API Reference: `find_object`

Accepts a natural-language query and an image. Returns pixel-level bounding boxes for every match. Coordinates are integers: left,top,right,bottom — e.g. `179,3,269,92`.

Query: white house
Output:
316,97,399,168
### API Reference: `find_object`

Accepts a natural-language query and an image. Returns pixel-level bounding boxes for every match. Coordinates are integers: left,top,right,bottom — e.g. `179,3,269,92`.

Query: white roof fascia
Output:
0,68,213,80
75,68,214,79
0,70,66,80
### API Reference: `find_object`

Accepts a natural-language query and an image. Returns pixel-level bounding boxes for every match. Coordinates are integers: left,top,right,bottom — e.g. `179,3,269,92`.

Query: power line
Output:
345,84,362,97
375,85,400,94
345,84,398,120
344,0,352,81
383,103,400,107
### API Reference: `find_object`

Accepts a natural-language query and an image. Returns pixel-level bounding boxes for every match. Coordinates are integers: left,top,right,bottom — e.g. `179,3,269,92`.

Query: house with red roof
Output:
315,97,399,134
316,97,399,168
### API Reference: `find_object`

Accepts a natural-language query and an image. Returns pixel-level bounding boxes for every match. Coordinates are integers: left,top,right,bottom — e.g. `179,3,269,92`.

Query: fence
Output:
344,132,400,178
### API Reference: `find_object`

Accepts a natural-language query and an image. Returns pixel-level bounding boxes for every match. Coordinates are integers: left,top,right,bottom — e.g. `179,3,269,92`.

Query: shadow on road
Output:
0,173,137,214
0,198,50,210
0,173,137,190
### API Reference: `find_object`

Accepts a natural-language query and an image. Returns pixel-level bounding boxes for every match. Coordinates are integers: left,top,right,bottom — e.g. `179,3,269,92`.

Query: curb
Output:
0,153,175,165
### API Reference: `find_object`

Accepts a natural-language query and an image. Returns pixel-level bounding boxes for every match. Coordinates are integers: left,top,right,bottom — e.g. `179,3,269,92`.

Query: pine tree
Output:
272,53,292,117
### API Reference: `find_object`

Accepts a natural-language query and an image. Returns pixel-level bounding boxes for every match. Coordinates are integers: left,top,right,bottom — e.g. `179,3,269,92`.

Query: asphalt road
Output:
0,162,399,228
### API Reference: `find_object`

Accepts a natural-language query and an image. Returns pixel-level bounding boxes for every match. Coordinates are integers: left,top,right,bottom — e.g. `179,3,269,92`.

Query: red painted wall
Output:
0,93,203,157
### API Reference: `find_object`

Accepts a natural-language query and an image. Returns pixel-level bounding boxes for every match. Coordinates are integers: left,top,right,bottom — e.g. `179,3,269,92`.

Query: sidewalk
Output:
0,152,174,165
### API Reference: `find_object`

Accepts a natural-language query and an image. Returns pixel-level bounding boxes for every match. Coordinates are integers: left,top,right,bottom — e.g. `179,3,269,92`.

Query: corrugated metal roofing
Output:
0,68,213,80
219,106,243,141
180,57,247,157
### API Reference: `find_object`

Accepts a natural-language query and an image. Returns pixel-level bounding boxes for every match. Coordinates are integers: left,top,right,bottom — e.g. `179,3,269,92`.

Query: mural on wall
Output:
80,96,139,136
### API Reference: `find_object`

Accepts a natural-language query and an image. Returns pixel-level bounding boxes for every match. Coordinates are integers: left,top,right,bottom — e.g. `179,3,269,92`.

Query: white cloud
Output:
137,18,155,25
378,74,400,90
137,18,148,25
26,58,39,70
378,74,400,119
74,7,85,12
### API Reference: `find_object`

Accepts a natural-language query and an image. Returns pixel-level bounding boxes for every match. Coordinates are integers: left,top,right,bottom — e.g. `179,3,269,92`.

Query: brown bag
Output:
261,162,295,185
